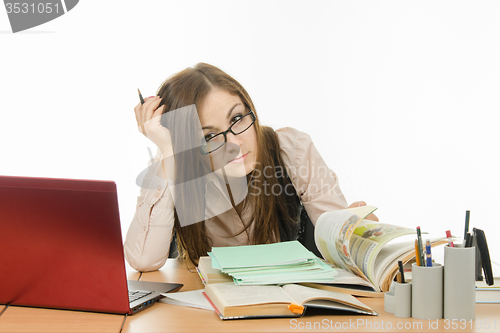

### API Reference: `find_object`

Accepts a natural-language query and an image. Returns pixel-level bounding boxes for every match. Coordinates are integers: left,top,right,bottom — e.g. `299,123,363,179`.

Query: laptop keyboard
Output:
128,290,153,303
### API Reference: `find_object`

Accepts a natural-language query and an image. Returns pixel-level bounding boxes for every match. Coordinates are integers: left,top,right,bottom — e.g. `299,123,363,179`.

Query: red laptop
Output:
0,175,182,314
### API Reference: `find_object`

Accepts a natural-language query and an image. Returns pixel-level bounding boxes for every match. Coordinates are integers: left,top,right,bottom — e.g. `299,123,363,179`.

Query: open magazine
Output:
313,206,447,293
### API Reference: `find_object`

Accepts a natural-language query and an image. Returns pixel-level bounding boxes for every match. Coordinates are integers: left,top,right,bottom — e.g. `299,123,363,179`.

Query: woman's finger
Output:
365,213,379,222
348,201,367,208
134,102,143,132
141,96,161,125
151,104,166,123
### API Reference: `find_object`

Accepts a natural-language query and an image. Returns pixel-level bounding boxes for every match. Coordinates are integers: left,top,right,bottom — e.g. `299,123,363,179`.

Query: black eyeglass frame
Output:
200,109,256,155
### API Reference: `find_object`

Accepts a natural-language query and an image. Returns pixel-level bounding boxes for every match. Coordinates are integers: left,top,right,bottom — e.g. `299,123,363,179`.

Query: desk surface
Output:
1,259,499,333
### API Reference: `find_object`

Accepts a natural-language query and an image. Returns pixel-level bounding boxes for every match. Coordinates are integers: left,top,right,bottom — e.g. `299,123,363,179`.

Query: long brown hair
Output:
156,63,299,264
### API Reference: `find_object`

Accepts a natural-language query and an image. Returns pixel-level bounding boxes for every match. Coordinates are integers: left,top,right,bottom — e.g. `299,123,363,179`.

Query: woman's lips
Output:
229,152,249,164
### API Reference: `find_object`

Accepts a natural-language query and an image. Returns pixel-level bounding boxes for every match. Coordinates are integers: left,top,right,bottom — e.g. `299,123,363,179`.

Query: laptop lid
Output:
0,175,179,315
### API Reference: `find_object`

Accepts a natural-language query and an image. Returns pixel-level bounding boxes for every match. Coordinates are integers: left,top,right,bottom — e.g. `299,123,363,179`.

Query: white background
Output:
1,1,499,259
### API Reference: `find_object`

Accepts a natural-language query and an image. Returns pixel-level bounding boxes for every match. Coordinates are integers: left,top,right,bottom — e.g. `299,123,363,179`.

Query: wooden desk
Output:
1,259,499,332
0,306,124,333
123,259,500,333
0,263,141,333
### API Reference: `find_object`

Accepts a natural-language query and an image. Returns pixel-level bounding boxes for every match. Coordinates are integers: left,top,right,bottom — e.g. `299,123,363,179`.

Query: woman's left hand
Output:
348,201,379,222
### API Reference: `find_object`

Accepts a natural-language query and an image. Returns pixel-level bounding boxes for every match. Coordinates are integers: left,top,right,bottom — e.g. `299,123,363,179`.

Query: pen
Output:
446,230,455,248
414,239,422,266
464,232,472,248
398,260,405,283
426,240,432,267
463,210,470,247
417,226,425,266
137,88,148,137
138,88,145,105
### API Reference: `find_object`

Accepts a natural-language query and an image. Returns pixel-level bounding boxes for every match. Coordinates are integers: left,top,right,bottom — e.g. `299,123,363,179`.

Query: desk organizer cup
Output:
411,263,443,319
444,245,476,320
384,291,395,313
394,282,412,318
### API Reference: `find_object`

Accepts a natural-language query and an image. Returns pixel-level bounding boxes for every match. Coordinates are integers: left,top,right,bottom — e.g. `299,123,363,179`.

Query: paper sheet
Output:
159,289,214,311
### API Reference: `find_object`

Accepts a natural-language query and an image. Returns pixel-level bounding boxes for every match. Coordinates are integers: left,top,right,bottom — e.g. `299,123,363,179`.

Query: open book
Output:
203,282,377,320
312,205,447,293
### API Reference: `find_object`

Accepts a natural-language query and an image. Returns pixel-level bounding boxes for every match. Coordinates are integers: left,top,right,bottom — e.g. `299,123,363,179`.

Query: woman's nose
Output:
226,132,243,147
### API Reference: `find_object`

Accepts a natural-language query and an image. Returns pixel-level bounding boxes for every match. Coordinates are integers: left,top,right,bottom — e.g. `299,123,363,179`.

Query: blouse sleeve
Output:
124,150,175,272
276,127,348,225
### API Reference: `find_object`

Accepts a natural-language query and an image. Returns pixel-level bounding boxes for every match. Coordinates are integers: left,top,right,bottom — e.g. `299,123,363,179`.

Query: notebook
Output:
0,175,182,315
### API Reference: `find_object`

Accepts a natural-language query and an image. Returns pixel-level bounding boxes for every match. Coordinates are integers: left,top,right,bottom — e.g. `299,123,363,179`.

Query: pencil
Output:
414,239,422,266
138,88,145,105
416,226,425,266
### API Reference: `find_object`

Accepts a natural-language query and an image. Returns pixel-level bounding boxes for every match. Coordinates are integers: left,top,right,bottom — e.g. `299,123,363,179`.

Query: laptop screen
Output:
0,176,131,314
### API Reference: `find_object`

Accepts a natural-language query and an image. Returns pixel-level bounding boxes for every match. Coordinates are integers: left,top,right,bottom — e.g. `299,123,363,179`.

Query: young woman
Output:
125,63,377,272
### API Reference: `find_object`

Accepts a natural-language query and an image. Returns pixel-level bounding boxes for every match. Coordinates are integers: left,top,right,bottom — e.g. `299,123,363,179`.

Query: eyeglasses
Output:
200,110,256,155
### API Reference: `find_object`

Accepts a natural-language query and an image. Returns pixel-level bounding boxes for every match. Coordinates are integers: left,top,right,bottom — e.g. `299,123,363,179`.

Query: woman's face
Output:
199,88,258,177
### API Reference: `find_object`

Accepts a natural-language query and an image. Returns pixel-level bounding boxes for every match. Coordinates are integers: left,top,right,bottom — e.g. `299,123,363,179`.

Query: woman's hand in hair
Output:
347,201,379,222
134,96,173,157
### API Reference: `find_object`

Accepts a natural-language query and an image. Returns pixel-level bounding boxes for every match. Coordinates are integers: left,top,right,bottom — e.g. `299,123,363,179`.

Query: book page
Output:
314,206,377,284
282,284,373,312
326,267,378,288
205,282,296,307
160,289,214,311
349,221,416,285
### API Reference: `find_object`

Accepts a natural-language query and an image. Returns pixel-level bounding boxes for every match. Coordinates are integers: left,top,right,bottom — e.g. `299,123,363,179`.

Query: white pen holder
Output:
394,282,412,318
444,245,476,320
384,291,395,314
411,263,443,319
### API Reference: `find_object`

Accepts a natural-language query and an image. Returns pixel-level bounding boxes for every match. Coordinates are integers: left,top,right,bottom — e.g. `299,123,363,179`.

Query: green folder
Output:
211,240,316,270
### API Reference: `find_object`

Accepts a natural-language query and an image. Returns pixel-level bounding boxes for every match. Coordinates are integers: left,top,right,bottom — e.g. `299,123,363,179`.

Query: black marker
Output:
398,260,406,283
463,210,470,246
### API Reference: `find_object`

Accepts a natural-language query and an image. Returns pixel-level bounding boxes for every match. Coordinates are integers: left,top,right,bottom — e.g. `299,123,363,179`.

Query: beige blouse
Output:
124,127,348,272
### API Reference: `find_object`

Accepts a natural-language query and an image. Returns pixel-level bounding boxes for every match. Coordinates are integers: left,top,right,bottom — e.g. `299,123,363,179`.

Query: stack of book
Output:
207,241,338,285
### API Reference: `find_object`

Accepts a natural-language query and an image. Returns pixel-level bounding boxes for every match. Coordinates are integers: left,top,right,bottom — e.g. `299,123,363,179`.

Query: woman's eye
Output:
204,133,215,141
231,114,243,123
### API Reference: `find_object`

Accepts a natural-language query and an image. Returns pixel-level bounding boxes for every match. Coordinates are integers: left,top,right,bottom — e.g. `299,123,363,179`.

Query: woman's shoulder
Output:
275,127,313,148
275,127,316,169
